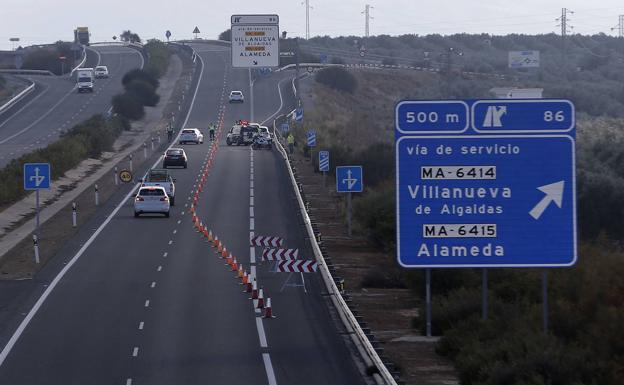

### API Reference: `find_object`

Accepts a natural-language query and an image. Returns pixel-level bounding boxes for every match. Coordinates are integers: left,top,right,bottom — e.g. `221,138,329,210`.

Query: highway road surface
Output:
0,45,144,169
0,42,366,385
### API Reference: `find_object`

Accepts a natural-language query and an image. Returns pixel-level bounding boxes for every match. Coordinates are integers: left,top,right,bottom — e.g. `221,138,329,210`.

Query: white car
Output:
134,186,170,218
179,128,204,144
229,91,244,103
94,65,109,78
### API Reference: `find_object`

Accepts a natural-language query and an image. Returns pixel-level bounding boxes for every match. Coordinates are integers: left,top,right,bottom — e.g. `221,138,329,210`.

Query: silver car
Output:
134,186,170,218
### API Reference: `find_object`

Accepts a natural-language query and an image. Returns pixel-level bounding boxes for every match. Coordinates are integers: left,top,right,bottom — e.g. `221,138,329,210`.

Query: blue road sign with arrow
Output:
319,151,329,172
24,163,51,190
336,166,363,193
395,99,576,268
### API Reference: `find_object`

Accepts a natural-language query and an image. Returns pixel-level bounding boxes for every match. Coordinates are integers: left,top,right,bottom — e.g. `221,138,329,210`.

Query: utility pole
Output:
362,5,374,38
305,0,311,39
611,15,624,38
556,8,574,80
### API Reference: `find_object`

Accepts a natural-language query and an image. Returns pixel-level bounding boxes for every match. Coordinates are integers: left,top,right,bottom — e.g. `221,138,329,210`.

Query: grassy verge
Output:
298,68,624,384
0,115,128,207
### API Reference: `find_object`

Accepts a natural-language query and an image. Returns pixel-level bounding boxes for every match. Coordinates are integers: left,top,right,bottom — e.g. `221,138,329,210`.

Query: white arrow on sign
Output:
30,167,46,187
342,170,358,190
529,180,564,220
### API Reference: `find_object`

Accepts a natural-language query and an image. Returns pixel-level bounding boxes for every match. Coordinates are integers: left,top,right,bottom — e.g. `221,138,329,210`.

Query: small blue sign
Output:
24,163,51,190
472,99,574,133
294,108,304,122
307,130,316,147
280,123,290,134
396,100,469,134
320,53,328,64
336,166,363,193
395,99,576,268
319,151,329,172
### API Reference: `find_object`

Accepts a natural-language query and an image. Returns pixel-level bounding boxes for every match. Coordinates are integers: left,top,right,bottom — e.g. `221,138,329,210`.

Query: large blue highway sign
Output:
24,163,51,190
336,166,363,193
395,99,576,268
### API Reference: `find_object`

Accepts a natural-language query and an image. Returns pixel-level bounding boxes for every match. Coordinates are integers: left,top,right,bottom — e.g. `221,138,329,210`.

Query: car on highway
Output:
252,126,273,150
179,128,204,144
163,148,188,168
226,122,258,146
94,65,109,78
142,168,176,205
134,186,170,218
229,90,244,103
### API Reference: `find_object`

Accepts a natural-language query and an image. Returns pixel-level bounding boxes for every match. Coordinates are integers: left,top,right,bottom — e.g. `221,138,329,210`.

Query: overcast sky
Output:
1,1,623,50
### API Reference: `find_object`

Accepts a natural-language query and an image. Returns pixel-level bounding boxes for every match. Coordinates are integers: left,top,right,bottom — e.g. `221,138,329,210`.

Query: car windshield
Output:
182,129,195,134
78,77,91,82
139,188,164,196
166,150,183,155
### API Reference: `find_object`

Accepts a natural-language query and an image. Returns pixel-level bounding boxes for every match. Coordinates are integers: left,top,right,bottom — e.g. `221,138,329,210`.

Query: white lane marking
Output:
168,240,173,245
250,218,255,231
144,300,150,308
250,206,254,217
150,282,156,288
250,174,254,181
250,188,254,197
138,322,144,330
250,247,256,264
251,181,254,189
256,318,268,348
126,379,133,385
260,76,292,126
132,347,139,357
177,220,181,224
262,353,278,385
157,266,162,272
250,197,254,206
163,252,168,258
173,229,177,234
251,265,257,277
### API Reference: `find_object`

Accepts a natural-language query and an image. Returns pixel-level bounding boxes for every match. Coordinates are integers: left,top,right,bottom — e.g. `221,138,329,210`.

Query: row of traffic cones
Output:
189,114,275,319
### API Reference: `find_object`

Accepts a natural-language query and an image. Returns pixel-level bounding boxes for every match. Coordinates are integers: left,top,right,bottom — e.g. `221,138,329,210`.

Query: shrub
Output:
122,69,159,90
219,29,231,41
361,268,407,288
315,67,358,93
143,40,171,79
353,185,395,250
112,92,145,120
125,79,159,107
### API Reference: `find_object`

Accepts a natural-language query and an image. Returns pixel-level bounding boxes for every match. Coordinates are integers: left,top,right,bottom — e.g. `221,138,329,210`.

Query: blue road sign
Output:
307,130,316,147
320,53,328,64
472,100,574,133
336,166,363,193
24,163,51,190
280,123,290,134
319,151,329,172
395,99,576,268
294,108,304,122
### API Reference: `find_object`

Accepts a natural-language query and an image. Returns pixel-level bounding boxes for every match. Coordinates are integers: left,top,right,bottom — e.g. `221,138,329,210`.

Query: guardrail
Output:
0,81,35,115
69,47,87,76
0,69,54,76
271,118,397,384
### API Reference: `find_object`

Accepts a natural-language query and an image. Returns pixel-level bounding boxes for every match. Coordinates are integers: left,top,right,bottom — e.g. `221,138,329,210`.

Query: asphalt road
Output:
0,45,144,169
0,43,365,385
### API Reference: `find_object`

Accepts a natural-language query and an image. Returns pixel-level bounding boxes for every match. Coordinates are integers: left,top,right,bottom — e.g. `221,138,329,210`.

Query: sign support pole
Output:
347,192,352,237
425,268,432,337
322,171,326,188
249,68,255,122
35,189,40,239
482,268,488,320
542,270,549,333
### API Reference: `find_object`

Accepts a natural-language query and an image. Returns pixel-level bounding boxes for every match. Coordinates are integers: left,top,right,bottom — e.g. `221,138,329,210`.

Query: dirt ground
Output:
291,153,459,385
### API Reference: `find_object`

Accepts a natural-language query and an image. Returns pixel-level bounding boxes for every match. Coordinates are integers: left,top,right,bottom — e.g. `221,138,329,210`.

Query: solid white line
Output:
0,82,50,131
250,218,255,231
132,347,139,357
256,318,268,348
250,197,254,206
262,353,278,385
250,247,256,264
138,322,144,330
251,265,257,276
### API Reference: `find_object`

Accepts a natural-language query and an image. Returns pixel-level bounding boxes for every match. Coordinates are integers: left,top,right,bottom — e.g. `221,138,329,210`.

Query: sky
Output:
1,0,623,50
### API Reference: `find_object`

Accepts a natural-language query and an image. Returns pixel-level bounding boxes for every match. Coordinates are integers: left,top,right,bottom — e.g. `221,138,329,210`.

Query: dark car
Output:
163,148,188,168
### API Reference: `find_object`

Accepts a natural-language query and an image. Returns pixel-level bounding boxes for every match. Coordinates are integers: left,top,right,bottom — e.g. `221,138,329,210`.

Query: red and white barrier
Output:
262,248,299,261
250,235,284,247
277,260,318,273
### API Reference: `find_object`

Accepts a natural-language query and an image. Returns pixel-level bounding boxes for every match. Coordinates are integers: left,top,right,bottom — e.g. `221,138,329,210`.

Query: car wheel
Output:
164,211,170,218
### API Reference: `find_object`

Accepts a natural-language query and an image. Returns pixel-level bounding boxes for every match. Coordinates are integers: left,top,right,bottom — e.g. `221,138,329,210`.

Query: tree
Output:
218,29,231,41
125,79,159,107
112,93,144,120
120,30,141,43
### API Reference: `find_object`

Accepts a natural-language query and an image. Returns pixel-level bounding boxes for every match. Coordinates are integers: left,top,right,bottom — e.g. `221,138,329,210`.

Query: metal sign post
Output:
319,150,329,187
395,99,576,334
336,166,363,238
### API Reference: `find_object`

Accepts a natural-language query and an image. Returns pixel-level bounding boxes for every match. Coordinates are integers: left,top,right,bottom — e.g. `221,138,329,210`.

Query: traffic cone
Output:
245,274,254,292
198,221,203,232
237,264,244,279
256,288,265,309
250,280,258,299
216,239,223,252
241,271,248,285
208,230,214,242
221,247,229,259
231,258,238,272
263,298,275,318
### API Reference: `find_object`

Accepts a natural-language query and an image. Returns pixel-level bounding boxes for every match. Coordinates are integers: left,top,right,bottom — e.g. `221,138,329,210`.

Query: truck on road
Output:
141,168,176,206
74,27,90,45
76,68,94,93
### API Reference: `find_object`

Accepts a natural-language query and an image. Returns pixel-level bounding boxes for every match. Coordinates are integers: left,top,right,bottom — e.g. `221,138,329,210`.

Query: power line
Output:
611,15,624,38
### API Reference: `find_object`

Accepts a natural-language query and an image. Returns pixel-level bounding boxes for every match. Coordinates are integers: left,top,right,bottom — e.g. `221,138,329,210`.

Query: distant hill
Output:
296,33,624,118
